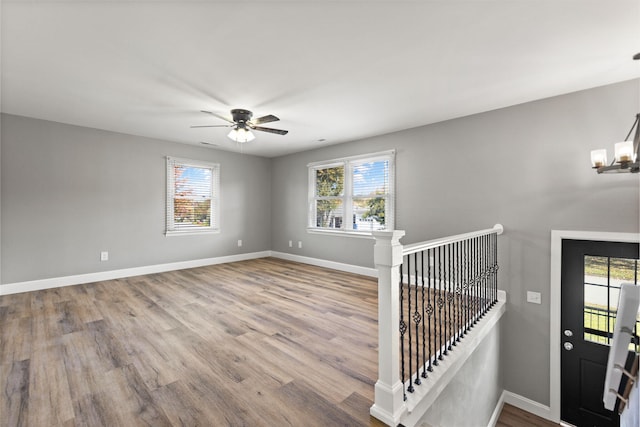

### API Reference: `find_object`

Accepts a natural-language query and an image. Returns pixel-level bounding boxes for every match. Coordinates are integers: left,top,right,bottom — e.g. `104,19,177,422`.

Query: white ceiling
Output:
2,1,640,158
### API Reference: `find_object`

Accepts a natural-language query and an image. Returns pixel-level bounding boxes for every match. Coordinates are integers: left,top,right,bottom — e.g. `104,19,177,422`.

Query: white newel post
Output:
370,230,406,426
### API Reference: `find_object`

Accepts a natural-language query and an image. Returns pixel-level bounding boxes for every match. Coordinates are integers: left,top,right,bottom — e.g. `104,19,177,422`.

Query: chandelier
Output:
591,53,640,174
591,113,639,174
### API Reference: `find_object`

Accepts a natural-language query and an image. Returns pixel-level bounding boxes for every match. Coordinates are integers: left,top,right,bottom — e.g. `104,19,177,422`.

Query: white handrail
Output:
402,223,504,256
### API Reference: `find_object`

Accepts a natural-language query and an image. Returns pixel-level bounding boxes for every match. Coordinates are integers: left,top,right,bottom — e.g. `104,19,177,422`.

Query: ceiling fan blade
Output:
190,124,233,128
252,114,280,125
200,110,234,123
252,126,288,135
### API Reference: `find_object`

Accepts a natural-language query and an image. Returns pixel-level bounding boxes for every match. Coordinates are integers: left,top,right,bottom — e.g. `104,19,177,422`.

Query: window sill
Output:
306,228,378,239
165,229,220,237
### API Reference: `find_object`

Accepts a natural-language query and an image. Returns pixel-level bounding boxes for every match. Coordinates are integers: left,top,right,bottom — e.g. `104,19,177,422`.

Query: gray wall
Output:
2,80,639,408
418,320,503,427
1,114,272,284
270,79,640,405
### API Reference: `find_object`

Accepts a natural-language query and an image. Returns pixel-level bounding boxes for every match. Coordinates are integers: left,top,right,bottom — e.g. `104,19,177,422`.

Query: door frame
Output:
550,230,640,423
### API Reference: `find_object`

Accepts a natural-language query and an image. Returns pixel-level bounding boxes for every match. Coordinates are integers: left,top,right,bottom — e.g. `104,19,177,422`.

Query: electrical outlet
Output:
288,240,293,247
527,291,541,304
238,240,242,247
100,251,109,261
298,241,302,249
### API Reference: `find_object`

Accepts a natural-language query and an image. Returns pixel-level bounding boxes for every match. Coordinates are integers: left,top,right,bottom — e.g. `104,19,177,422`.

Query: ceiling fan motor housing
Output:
231,109,253,124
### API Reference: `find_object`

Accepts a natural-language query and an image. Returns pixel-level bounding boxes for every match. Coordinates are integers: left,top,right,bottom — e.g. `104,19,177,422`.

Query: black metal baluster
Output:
468,238,472,326
433,246,440,366
489,233,494,306
399,262,407,400
491,234,495,305
427,247,434,372
487,234,491,309
472,236,479,326
462,239,468,336
421,251,427,378
447,243,453,351
482,235,489,314
407,255,414,393
482,235,486,314
493,233,500,302
486,234,492,310
480,235,486,315
484,234,490,312
443,244,449,356
463,239,467,336
462,239,467,335
468,238,473,331
470,237,476,327
475,237,482,323
453,241,459,345
493,233,500,301
437,245,444,361
488,234,492,309
468,238,473,329
480,235,486,317
413,253,422,386
454,241,462,342
442,245,451,356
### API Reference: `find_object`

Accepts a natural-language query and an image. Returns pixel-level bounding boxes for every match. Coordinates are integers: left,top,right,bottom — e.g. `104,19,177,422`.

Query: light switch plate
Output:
527,291,541,304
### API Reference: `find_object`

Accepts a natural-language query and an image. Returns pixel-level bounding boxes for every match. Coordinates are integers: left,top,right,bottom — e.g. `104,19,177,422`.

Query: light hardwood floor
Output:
2,257,551,426
2,258,387,426
495,404,561,427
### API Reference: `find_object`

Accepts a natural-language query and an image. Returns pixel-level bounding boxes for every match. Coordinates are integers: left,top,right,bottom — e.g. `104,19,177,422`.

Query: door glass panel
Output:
584,255,639,349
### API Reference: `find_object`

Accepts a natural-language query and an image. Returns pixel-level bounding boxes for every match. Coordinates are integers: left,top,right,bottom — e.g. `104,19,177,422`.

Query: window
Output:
583,255,638,349
308,150,395,235
166,157,219,235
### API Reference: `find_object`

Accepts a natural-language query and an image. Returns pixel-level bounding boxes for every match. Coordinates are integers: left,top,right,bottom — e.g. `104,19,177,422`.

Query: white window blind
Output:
166,157,219,235
308,150,395,234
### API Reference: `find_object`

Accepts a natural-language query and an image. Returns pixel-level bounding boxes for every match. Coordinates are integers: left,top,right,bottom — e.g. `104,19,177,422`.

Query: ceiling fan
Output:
191,109,288,143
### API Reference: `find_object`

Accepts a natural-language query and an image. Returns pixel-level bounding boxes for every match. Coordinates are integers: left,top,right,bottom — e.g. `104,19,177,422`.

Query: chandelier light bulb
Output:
590,149,608,168
614,141,634,163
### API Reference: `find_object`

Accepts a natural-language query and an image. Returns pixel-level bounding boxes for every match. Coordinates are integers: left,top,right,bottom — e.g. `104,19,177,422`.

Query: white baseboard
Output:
487,391,506,427
0,251,378,296
270,251,378,277
0,251,271,295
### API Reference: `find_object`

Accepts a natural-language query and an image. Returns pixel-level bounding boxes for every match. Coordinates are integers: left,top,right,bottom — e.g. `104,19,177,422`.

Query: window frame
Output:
307,150,395,237
166,156,220,236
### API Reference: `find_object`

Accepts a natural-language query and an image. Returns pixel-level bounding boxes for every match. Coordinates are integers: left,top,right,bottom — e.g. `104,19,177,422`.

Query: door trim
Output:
550,230,640,423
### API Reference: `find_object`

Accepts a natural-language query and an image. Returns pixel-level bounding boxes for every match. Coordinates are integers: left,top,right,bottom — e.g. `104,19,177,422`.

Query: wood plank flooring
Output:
2,257,553,426
495,404,561,427
1,258,387,426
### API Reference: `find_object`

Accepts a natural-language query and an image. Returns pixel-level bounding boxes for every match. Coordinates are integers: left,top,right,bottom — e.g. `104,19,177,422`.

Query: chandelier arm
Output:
623,114,639,141
633,113,640,160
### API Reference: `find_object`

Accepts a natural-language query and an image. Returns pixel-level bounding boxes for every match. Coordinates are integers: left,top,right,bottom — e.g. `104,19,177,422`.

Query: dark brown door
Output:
561,239,639,427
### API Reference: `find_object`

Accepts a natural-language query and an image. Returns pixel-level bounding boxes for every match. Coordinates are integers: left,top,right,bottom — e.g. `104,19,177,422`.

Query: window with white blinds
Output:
307,150,395,235
166,157,219,235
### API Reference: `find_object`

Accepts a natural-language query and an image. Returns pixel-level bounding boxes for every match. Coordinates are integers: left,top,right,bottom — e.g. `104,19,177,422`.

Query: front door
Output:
561,239,639,427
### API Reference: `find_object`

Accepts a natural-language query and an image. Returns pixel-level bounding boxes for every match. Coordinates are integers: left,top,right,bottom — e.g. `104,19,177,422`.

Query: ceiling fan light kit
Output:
228,127,255,143
191,108,288,144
